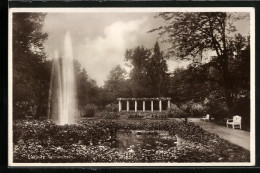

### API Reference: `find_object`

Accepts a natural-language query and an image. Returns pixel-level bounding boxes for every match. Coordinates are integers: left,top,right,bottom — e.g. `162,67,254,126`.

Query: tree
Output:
229,34,250,97
13,13,49,119
147,41,168,96
75,60,100,106
151,12,247,110
168,62,223,105
228,34,250,129
102,65,132,104
125,46,151,97
125,43,168,97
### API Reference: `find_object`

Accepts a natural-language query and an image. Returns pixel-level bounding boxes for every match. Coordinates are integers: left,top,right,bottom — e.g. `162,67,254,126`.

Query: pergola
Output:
117,97,171,112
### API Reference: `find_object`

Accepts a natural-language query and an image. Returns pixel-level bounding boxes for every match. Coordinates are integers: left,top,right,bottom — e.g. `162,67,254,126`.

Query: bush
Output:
168,104,187,118
97,106,105,111
190,103,207,117
105,103,118,112
180,101,195,117
80,104,98,117
179,101,207,118
205,91,229,121
95,111,107,118
206,101,228,121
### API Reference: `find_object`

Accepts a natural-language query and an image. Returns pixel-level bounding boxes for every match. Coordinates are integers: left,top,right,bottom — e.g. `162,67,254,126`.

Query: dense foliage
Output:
75,61,100,106
13,119,249,162
151,12,248,109
13,13,50,120
102,66,132,105
150,12,250,125
79,104,98,117
125,42,168,97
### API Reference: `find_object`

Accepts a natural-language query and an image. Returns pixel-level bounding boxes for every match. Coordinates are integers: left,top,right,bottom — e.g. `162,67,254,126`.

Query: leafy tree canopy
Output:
13,13,49,119
150,12,249,109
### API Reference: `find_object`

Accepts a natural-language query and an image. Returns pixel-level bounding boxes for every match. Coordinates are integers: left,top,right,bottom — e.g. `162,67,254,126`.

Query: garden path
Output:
189,118,250,151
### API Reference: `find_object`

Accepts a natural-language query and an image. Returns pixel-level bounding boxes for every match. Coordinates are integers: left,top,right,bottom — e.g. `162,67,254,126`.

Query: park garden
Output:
12,12,251,163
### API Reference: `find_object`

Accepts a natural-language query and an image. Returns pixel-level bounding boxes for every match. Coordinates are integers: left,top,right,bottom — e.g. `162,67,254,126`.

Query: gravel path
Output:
189,118,250,151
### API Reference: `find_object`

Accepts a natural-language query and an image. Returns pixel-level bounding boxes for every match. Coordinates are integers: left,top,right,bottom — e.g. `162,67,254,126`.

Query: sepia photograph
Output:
8,8,255,166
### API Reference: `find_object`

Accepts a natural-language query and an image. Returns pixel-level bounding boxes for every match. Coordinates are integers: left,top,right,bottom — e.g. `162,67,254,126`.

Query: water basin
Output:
116,130,177,152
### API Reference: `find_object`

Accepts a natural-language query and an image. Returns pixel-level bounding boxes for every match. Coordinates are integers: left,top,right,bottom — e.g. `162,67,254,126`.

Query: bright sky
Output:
43,12,250,86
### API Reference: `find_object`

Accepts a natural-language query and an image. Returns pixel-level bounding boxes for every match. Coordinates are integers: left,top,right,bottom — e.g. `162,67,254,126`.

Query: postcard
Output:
8,7,255,166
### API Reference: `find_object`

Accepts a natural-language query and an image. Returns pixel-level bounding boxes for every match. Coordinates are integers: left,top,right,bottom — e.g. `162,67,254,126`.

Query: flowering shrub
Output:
13,119,249,162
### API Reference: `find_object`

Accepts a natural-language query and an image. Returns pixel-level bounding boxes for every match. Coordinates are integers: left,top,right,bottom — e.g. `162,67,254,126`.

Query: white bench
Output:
201,114,210,122
226,115,241,129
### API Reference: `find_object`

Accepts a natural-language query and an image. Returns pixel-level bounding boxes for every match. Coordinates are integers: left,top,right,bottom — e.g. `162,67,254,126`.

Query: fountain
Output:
48,32,78,125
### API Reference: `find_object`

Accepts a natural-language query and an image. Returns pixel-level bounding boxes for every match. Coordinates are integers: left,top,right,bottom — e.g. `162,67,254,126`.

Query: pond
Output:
116,130,178,152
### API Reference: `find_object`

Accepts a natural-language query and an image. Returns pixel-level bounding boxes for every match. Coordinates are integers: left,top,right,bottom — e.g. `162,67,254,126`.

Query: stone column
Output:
159,100,162,112
135,100,137,112
168,100,171,110
118,100,122,112
127,100,129,112
143,100,145,112
151,100,153,112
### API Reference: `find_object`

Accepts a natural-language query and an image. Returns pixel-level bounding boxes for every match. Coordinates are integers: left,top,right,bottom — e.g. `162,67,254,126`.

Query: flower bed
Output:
127,113,144,119
150,113,168,120
13,120,118,147
95,111,119,119
13,119,250,163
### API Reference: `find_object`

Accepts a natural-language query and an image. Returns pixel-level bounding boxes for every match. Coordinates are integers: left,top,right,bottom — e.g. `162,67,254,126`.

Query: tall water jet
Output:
49,32,78,125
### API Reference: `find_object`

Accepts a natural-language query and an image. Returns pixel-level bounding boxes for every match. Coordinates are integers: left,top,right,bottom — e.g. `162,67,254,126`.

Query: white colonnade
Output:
118,97,171,112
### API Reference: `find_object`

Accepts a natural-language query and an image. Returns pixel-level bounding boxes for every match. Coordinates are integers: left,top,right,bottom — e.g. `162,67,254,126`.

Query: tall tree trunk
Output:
221,56,233,111
220,13,234,112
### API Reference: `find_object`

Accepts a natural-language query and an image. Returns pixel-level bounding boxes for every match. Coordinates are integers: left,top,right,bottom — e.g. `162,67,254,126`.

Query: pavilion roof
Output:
117,97,171,101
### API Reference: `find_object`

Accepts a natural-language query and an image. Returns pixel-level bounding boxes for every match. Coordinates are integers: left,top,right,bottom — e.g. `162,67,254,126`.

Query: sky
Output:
43,12,250,86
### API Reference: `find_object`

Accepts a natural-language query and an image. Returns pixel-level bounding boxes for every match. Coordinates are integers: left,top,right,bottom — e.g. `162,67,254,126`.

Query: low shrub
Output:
105,103,118,112
80,104,98,117
190,103,207,117
168,104,187,118
206,103,228,121
204,91,229,121
95,111,107,118
180,101,207,118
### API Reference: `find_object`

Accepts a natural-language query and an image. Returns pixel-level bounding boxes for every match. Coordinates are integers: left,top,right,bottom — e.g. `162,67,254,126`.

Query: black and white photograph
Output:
8,8,255,166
